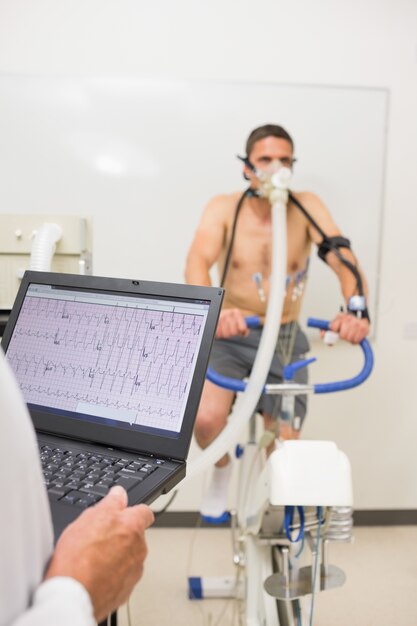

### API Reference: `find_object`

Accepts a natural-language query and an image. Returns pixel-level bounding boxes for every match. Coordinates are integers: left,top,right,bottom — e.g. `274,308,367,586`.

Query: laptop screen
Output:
5,281,211,440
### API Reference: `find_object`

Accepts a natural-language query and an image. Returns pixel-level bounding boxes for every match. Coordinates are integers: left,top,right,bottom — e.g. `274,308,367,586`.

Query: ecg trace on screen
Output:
6,294,206,432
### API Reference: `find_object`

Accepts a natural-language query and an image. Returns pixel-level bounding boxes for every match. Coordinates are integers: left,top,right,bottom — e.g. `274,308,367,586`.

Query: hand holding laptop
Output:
45,485,154,622
0,273,222,624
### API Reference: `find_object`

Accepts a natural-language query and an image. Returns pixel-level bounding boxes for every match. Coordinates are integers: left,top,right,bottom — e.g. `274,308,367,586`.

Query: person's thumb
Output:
128,503,155,530
97,485,128,510
329,317,341,333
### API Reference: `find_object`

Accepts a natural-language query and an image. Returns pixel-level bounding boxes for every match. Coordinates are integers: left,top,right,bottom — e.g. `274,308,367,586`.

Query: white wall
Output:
0,0,416,511
0,77,387,323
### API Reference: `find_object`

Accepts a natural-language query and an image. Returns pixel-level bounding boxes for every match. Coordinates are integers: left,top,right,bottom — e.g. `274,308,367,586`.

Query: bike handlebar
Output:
306,317,373,393
245,315,262,329
206,316,374,395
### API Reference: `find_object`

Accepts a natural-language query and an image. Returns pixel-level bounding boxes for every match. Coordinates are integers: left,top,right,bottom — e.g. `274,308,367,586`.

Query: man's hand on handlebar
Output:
215,309,370,344
216,308,250,339
209,316,374,392
329,312,369,345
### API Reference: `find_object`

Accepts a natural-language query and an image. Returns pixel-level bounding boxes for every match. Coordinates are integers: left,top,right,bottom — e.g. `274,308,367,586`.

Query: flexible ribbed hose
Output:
184,197,288,483
30,223,63,271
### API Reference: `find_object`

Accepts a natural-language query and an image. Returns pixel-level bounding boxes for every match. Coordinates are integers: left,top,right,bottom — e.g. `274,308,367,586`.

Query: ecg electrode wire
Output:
220,188,253,288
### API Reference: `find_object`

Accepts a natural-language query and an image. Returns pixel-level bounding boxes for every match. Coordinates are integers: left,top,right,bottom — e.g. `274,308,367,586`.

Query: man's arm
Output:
185,195,228,287
185,195,249,338
300,192,370,344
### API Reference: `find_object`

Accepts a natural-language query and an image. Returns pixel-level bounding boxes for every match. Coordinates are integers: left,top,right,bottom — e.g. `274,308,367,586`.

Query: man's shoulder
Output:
291,190,323,206
290,190,328,217
208,190,245,206
290,189,339,240
204,191,245,216
197,191,245,230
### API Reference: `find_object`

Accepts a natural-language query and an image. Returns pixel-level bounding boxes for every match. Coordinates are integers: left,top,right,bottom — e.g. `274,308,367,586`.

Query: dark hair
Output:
246,124,294,156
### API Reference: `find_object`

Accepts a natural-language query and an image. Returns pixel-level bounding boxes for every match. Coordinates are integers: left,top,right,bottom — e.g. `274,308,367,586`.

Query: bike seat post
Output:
321,538,329,578
281,546,290,587
280,392,295,433
306,531,321,594
248,412,257,444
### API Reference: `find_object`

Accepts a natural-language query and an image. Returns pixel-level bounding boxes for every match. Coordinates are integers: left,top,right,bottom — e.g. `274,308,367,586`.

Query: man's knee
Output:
195,406,227,442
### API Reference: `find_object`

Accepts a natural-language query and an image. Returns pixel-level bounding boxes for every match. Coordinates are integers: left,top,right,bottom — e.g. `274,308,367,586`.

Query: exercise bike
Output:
188,316,373,626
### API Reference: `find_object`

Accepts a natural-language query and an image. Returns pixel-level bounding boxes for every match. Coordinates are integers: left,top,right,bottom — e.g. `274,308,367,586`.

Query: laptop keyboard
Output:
39,444,163,509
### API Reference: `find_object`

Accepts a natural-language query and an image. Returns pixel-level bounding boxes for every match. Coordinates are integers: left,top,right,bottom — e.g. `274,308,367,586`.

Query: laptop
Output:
1,271,223,538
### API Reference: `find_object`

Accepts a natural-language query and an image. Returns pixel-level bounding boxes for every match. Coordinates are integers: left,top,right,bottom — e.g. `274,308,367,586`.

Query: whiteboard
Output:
0,76,387,329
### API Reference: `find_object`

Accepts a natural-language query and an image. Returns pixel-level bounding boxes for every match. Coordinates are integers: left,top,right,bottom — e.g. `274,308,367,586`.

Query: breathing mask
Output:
238,155,292,203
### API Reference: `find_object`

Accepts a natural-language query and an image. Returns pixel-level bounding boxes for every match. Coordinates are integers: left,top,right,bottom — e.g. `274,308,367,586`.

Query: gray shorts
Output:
209,323,310,423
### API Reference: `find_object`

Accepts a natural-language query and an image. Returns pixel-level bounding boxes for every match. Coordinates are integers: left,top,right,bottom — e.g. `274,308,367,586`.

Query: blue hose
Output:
284,505,305,543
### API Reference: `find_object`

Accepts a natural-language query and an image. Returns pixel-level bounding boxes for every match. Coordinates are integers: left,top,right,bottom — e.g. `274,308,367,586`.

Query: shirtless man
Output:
185,124,369,519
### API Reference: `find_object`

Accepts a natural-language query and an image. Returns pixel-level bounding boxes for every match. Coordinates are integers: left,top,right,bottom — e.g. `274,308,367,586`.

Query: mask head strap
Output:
237,154,257,181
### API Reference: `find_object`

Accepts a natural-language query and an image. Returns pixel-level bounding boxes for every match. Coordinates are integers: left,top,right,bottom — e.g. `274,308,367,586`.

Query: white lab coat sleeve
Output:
10,578,95,626
0,350,96,626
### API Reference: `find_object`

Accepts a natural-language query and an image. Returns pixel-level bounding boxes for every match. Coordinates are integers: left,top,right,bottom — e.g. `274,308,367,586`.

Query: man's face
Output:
245,136,294,188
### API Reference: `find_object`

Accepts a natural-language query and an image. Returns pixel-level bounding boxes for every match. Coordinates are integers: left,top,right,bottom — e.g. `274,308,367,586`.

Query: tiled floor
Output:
117,525,417,626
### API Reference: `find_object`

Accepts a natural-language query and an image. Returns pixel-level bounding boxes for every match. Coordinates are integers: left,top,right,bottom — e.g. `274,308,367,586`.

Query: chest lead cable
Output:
220,187,256,288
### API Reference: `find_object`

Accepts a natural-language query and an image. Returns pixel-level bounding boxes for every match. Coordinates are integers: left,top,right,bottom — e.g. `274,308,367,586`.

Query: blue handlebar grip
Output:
307,317,330,331
205,316,260,392
245,315,261,329
206,367,251,393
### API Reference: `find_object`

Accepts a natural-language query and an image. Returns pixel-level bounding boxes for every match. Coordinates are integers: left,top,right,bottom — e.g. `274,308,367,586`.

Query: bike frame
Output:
192,319,373,626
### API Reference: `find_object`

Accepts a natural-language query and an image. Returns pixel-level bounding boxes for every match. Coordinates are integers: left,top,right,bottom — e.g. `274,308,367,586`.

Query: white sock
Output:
200,463,233,518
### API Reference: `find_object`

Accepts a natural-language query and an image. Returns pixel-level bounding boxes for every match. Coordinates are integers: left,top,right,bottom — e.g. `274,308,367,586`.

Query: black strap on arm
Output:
317,235,351,262
288,191,365,297
323,240,365,298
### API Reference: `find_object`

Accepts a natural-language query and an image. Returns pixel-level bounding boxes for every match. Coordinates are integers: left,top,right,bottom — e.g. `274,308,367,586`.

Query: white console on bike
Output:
268,440,353,507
